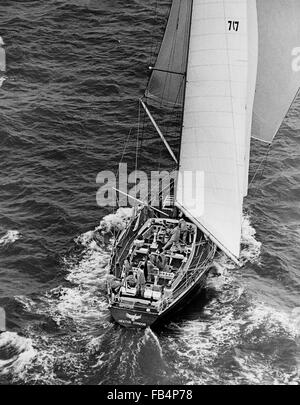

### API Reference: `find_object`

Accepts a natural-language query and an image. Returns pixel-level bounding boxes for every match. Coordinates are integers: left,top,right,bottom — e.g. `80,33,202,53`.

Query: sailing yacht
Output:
107,0,300,328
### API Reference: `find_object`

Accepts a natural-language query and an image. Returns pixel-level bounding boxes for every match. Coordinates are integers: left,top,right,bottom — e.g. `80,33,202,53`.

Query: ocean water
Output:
0,0,299,385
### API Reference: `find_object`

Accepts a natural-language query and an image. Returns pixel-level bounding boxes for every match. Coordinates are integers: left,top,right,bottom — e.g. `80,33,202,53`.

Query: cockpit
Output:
116,217,197,307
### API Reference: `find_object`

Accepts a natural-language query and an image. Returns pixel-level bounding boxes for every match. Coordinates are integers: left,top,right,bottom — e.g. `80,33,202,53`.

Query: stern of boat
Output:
109,304,158,328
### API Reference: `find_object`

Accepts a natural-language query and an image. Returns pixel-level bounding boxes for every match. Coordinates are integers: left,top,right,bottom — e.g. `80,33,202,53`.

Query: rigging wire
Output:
114,127,133,215
149,0,160,66
139,101,147,159
117,128,133,172
242,142,272,226
248,143,272,190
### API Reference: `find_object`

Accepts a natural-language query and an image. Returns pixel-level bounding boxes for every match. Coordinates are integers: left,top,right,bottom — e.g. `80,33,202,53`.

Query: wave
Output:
75,207,134,248
0,332,36,379
240,214,262,265
85,326,166,385
184,215,299,385
10,211,299,385
207,214,261,291
9,212,116,383
96,207,134,233
161,299,300,385
0,230,21,247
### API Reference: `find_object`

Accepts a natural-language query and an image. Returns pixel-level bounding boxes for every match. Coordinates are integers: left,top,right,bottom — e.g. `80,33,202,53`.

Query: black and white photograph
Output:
0,0,299,389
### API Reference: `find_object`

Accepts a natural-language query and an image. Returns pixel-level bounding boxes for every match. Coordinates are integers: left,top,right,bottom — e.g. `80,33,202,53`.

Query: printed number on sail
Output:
228,21,239,31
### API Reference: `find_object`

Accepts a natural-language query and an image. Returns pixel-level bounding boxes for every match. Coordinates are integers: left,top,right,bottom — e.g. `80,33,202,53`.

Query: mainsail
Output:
145,0,192,108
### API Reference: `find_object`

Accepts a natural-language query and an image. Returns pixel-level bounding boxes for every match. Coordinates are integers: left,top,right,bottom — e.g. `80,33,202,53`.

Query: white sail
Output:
252,0,300,143
175,0,249,263
244,0,258,195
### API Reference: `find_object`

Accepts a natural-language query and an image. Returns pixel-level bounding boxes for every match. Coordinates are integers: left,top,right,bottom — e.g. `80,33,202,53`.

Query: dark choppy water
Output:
0,0,299,385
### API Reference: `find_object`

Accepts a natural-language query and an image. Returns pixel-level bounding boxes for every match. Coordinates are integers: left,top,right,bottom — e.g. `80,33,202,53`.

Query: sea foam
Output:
0,230,21,246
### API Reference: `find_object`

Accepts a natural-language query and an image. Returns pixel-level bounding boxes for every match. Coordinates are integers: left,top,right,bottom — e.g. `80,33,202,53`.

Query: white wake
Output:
0,230,21,246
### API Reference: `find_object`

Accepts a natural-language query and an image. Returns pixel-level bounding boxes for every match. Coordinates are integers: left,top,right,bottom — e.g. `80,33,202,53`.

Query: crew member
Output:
163,225,181,251
157,248,169,272
136,265,146,297
147,254,158,279
126,271,136,288
143,219,156,241
179,218,188,244
122,256,132,278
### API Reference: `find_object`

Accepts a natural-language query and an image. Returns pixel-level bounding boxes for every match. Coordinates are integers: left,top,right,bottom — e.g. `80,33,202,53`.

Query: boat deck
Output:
113,218,197,310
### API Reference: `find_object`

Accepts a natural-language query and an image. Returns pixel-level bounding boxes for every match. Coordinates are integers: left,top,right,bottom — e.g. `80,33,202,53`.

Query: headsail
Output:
175,0,249,263
145,0,192,108
252,0,300,143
